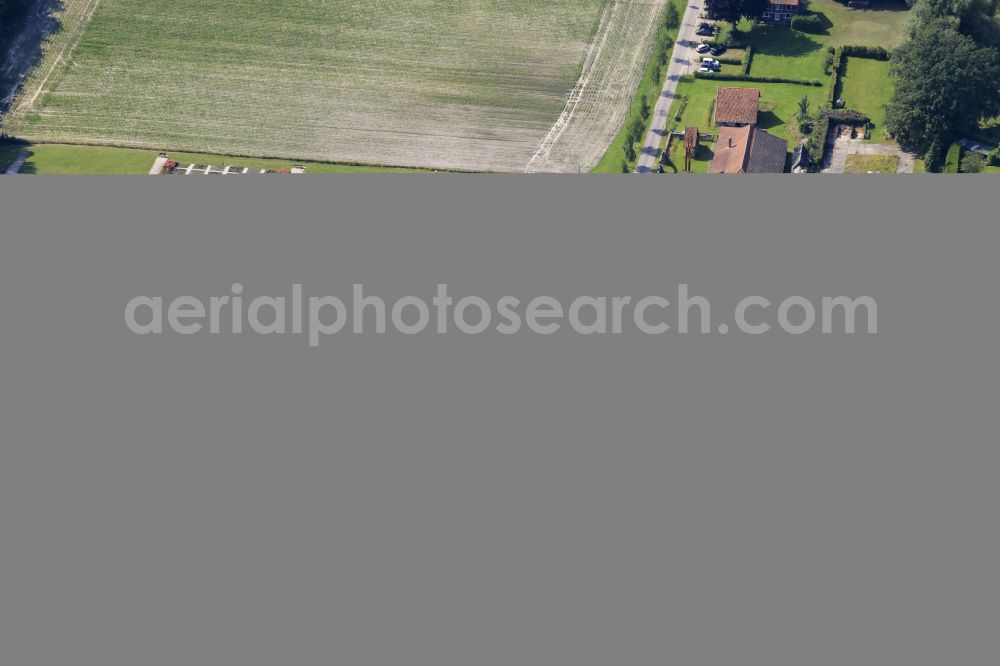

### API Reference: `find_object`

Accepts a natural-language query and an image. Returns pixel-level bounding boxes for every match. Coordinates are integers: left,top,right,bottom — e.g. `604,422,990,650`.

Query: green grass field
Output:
837,57,894,142
3,0,670,172
748,0,908,79
4,144,431,174
844,153,899,173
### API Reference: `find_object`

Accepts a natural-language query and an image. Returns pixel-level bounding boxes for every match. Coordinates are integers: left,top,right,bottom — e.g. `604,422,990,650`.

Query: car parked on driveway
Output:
710,46,727,57
701,57,720,66
696,43,712,54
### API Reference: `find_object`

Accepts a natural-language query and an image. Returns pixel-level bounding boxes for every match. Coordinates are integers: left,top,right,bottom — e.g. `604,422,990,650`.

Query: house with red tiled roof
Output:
714,88,760,127
708,125,789,174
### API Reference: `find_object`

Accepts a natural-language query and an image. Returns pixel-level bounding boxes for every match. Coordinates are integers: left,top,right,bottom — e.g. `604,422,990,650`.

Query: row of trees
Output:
885,0,1000,167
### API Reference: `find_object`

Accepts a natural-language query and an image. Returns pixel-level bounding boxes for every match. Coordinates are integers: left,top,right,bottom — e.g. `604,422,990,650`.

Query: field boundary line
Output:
14,0,101,115
525,0,619,173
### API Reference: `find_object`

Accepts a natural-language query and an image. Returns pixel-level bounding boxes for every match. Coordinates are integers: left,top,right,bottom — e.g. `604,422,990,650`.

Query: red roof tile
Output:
714,88,760,126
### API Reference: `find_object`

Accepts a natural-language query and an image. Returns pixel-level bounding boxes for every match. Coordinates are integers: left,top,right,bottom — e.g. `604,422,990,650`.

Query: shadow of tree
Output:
750,25,823,58
695,144,714,167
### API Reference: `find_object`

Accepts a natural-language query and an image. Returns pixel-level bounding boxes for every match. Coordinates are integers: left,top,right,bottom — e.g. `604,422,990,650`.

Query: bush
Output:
807,114,832,165
821,108,871,125
792,14,826,34
990,148,1000,167
823,49,835,75
943,143,962,173
693,72,822,86
960,151,987,173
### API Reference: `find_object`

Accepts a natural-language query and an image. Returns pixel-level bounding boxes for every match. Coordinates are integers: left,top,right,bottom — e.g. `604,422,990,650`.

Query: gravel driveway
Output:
821,131,916,174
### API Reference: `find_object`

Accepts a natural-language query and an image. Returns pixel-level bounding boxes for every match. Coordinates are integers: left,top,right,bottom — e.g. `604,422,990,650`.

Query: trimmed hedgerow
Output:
791,14,826,35
827,47,845,107
742,44,755,76
694,72,822,86
841,45,890,61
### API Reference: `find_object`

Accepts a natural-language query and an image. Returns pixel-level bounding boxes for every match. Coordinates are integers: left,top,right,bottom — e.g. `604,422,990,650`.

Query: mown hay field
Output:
3,0,667,171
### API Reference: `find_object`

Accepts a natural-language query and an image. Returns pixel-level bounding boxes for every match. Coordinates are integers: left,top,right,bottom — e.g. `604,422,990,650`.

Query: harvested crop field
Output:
2,0,667,171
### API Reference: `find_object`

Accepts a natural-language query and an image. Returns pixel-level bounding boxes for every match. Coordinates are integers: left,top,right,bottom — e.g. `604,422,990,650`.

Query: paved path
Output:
4,149,29,174
636,0,705,173
148,155,168,175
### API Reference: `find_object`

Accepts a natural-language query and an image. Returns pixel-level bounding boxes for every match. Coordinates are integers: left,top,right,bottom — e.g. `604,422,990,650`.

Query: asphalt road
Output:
635,0,705,173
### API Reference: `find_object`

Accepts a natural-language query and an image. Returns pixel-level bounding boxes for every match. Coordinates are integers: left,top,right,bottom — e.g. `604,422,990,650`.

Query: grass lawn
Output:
747,0,908,80
985,166,1000,173
844,154,898,173
803,0,909,46
10,144,432,174
663,76,825,172
837,57,893,142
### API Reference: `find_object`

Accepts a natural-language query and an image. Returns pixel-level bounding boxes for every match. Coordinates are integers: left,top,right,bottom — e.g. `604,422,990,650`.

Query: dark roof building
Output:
709,126,789,174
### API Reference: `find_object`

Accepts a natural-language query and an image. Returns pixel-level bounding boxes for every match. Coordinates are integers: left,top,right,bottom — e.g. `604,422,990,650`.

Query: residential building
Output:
763,0,802,23
709,125,789,173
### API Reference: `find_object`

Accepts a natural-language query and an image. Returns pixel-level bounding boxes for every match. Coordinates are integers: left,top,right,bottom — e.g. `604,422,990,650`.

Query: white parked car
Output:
695,43,711,54
698,66,717,73
701,57,720,66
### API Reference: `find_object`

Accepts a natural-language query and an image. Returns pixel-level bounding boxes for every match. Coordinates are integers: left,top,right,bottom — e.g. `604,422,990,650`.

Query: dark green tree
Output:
624,141,637,164
664,3,681,31
708,0,744,25
885,21,1000,156
709,0,768,25
906,0,1000,45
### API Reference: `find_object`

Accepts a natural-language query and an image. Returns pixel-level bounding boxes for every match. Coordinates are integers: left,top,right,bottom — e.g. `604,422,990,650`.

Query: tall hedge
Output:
827,47,845,107
841,45,890,61
695,72,821,86
791,14,826,34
